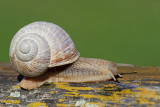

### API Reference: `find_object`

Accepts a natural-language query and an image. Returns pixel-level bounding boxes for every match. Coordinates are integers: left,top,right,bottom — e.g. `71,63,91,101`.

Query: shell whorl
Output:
9,21,80,77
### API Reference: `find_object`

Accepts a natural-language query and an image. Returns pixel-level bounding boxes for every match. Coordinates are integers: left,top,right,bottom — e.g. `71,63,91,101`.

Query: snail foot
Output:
19,77,46,90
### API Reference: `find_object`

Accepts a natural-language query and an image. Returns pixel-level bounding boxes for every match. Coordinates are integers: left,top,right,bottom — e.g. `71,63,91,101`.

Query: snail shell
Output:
9,21,80,77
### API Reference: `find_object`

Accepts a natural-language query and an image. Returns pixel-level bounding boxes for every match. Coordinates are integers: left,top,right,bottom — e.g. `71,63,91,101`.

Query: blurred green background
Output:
0,0,160,66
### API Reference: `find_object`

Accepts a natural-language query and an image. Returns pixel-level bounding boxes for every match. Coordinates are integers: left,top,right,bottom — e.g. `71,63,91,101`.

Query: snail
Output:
9,21,121,90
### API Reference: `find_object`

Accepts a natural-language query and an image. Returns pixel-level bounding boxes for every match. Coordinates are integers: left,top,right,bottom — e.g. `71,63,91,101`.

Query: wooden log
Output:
0,63,160,106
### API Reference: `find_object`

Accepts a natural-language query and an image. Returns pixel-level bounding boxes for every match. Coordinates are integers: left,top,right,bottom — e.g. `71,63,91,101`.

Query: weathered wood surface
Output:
0,63,160,107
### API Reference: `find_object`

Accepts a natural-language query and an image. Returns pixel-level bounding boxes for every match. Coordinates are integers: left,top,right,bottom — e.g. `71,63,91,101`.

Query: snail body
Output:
9,21,120,90
20,57,119,90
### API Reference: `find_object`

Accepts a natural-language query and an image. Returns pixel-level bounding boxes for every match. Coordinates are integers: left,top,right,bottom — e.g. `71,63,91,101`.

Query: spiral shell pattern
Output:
9,21,79,77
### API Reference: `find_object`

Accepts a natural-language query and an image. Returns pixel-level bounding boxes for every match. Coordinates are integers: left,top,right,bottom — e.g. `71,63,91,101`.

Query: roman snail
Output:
9,21,121,90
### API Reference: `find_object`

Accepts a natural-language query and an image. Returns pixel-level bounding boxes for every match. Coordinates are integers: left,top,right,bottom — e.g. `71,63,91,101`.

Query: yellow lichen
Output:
12,85,21,89
54,82,160,106
54,82,92,97
50,91,55,94
7,96,13,98
28,102,47,107
0,100,20,104
135,88,160,105
56,103,68,107
54,82,92,91
58,99,65,102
